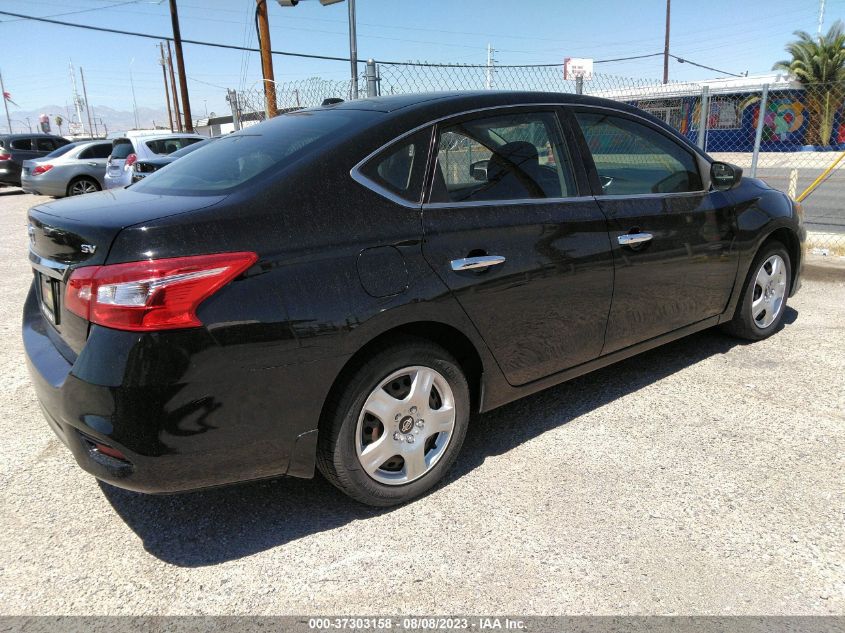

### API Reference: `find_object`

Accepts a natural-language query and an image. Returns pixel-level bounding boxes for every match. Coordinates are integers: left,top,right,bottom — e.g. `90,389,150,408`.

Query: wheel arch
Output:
760,226,801,294
66,174,101,196
318,320,487,434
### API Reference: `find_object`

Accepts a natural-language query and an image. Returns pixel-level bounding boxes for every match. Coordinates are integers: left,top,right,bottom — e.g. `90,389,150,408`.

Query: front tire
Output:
317,338,470,506
723,241,791,341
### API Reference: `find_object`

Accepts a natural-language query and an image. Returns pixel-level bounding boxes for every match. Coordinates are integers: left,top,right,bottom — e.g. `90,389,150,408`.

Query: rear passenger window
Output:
80,144,112,159
430,111,576,203
10,139,32,150
35,138,55,152
145,137,202,155
358,128,431,204
575,112,702,195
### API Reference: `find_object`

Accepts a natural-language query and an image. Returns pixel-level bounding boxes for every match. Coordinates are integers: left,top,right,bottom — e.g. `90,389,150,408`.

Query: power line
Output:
0,9,746,76
0,9,353,62
669,54,745,78
0,0,147,23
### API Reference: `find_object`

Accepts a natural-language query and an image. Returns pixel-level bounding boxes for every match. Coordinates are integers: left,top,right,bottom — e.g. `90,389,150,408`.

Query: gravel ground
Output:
0,188,843,616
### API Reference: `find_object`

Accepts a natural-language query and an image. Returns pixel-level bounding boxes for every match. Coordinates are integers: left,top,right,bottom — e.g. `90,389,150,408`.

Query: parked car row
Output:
1,130,205,198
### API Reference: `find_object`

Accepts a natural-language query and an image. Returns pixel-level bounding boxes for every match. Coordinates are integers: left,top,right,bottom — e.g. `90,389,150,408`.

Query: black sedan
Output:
24,91,805,506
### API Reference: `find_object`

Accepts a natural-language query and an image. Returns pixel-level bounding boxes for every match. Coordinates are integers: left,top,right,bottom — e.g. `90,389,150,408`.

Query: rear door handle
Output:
617,232,653,246
450,255,506,272
88,162,98,167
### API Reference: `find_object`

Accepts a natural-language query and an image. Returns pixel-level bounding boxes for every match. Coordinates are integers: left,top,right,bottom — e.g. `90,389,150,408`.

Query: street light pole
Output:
348,0,358,99
159,42,174,132
663,0,671,84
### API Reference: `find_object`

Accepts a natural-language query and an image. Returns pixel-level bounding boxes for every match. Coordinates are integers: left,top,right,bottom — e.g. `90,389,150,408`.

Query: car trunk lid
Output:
28,189,227,356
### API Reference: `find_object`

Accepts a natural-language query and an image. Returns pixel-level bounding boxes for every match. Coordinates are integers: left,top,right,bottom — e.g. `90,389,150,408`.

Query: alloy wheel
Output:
752,254,787,329
355,365,456,485
70,180,99,196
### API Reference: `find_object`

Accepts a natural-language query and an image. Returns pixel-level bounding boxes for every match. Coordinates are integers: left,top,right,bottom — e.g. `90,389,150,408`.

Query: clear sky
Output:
0,0,842,119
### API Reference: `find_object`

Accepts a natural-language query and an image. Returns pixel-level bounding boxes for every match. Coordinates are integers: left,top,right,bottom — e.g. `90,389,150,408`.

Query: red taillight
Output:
0,153,11,161
123,153,137,170
65,252,258,332
32,164,53,175
93,442,128,461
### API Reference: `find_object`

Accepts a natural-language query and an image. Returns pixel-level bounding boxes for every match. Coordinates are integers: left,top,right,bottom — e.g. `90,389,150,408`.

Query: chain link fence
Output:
231,62,844,254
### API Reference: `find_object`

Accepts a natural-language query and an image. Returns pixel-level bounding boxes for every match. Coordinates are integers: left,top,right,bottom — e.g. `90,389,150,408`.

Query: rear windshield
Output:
131,110,362,196
111,140,134,159
145,137,203,155
45,142,81,159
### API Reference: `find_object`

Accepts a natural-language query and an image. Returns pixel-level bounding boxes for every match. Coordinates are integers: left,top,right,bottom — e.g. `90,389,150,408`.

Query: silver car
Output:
104,133,204,189
21,140,113,197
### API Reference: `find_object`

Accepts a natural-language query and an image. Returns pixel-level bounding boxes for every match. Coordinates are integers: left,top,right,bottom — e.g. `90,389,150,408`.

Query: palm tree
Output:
773,20,845,146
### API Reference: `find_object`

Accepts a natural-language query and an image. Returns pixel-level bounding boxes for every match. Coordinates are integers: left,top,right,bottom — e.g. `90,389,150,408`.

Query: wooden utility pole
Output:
166,41,182,132
256,0,278,118
663,0,671,84
159,43,174,131
168,0,193,131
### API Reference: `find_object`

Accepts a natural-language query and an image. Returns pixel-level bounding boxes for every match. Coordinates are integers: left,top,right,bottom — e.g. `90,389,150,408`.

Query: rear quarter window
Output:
358,128,431,204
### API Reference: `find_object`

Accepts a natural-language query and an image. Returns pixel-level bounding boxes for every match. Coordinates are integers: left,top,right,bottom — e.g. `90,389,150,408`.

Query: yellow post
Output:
796,151,845,202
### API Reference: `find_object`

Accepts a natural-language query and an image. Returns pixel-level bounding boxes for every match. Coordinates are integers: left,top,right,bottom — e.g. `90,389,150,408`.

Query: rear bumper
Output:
103,171,130,190
21,175,66,197
23,285,336,494
0,163,21,186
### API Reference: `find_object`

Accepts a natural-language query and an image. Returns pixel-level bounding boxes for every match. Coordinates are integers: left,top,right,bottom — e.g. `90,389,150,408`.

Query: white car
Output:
104,132,204,189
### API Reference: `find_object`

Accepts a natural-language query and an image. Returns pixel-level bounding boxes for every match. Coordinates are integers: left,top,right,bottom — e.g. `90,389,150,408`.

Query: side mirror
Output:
470,159,490,182
710,161,742,191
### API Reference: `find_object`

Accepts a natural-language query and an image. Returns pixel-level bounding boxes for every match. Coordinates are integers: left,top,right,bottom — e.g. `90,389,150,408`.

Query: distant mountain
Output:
3,104,173,136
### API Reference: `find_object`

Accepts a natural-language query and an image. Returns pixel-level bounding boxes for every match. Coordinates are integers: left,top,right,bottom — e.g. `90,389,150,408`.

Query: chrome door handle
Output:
88,162,98,167
450,255,506,272
618,233,653,246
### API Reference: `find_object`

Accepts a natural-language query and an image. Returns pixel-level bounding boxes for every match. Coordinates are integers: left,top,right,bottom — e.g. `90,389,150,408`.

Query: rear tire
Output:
67,177,100,197
317,337,470,507
723,241,791,341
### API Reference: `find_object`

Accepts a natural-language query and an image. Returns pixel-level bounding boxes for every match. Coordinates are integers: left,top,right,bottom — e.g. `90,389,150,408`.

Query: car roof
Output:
0,133,67,140
311,90,646,115
113,133,203,143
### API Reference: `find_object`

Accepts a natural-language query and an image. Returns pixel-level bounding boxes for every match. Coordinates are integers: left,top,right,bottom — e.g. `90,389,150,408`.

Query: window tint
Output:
79,143,112,159
111,140,134,159
10,138,32,150
44,142,81,159
132,110,360,196
575,112,702,195
35,138,56,152
359,128,430,203
431,111,575,203
145,137,202,155
169,138,212,158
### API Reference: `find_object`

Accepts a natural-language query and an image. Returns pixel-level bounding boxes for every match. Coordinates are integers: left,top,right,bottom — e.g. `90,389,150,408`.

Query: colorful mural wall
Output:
634,88,845,151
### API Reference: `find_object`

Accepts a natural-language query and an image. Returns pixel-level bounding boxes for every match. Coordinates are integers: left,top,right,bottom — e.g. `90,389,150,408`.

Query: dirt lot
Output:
0,188,843,615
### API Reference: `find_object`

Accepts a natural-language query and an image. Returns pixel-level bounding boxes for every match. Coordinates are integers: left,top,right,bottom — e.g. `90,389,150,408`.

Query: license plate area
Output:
38,272,59,325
